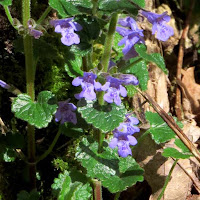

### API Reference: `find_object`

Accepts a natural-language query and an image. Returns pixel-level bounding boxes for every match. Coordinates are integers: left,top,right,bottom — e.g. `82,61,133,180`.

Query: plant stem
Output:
37,129,62,162
101,13,118,72
97,13,118,105
37,6,52,24
114,192,121,200
98,129,104,153
93,179,102,200
157,159,178,200
92,0,98,16
23,0,36,189
3,6,16,29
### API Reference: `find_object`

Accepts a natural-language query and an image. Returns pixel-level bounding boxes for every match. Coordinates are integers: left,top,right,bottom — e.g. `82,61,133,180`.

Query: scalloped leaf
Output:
134,44,168,74
65,55,83,78
174,138,191,153
0,0,12,6
75,137,144,193
52,170,92,200
49,0,92,17
17,190,40,200
124,58,149,91
162,148,192,159
77,100,126,133
145,112,178,144
12,91,58,129
162,138,192,159
125,85,138,97
99,0,145,14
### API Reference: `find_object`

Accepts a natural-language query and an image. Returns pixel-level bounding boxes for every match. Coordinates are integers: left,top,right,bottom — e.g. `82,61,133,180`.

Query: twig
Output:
136,88,200,163
173,158,200,194
0,117,8,134
175,0,196,120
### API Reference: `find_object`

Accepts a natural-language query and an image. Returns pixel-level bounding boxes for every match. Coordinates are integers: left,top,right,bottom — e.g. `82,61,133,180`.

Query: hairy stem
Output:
157,159,178,200
97,129,104,153
37,129,61,163
23,0,36,189
37,6,52,24
93,179,102,200
101,13,118,72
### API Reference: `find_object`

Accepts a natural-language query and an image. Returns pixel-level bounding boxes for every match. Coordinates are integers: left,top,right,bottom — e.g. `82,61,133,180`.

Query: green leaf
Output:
125,85,138,97
12,91,58,129
76,15,101,41
76,137,144,193
162,138,192,159
134,44,168,74
0,132,25,162
78,100,126,133
65,55,83,78
52,170,92,200
17,190,40,200
70,42,92,57
145,112,177,144
49,0,92,17
113,32,123,60
162,148,192,159
99,0,145,14
125,58,149,91
60,112,89,138
0,0,12,6
174,139,190,153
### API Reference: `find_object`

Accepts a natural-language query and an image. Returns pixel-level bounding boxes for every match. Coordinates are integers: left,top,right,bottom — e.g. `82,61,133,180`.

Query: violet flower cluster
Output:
72,72,102,101
101,76,127,106
55,99,77,125
109,114,140,157
116,17,144,60
50,17,82,46
72,72,139,106
116,12,174,59
141,11,174,41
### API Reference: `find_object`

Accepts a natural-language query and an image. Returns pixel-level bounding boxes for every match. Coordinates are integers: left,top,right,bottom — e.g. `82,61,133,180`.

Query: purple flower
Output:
119,74,139,85
109,114,140,157
125,115,140,133
55,99,77,124
50,18,82,46
27,20,43,39
141,11,174,41
72,72,101,101
102,76,127,106
109,125,138,157
108,59,116,70
116,17,144,60
0,80,10,89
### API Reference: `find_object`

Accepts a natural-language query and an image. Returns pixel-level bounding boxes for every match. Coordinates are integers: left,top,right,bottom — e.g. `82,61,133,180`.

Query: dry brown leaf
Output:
179,67,200,118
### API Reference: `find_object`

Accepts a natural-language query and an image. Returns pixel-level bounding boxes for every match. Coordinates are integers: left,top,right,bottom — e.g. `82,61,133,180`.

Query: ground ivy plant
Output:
0,0,197,199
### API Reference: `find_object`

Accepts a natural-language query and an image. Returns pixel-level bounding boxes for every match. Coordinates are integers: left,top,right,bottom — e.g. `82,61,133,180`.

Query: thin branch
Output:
175,0,196,120
136,88,200,163
174,158,200,193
